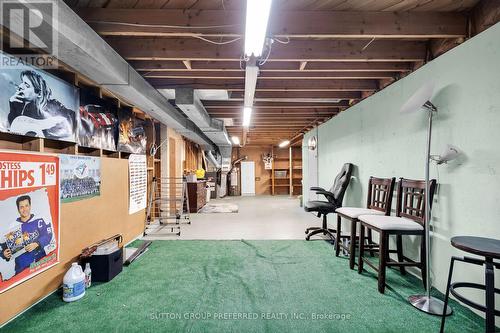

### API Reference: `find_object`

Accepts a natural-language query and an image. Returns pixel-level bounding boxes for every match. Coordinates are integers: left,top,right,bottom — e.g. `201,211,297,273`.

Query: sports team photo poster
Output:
0,152,59,293
60,154,101,203
0,52,79,143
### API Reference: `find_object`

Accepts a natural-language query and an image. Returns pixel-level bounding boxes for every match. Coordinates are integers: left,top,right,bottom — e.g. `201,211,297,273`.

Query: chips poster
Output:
0,152,59,293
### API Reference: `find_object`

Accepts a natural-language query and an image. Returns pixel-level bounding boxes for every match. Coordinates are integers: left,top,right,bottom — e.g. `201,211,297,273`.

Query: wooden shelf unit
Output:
270,145,302,196
0,133,143,160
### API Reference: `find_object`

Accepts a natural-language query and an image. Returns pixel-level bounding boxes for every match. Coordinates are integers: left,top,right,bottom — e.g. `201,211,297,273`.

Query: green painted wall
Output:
303,22,500,320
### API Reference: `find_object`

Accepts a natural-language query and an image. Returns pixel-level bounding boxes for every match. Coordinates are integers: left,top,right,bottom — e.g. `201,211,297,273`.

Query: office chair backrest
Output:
328,163,353,205
366,177,396,215
396,178,437,226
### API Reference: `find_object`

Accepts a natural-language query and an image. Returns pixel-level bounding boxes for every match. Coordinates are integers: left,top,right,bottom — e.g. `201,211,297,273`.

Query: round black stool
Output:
440,236,500,333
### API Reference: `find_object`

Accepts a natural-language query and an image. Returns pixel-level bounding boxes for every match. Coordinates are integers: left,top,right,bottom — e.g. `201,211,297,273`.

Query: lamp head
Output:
401,82,436,114
431,144,461,165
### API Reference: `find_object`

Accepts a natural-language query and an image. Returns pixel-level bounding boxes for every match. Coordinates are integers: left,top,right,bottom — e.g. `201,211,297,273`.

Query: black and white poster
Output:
78,90,118,151
0,53,79,142
118,108,147,155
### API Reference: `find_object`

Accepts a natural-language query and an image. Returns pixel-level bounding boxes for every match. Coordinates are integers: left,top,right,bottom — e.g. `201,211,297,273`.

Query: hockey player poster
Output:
0,152,59,293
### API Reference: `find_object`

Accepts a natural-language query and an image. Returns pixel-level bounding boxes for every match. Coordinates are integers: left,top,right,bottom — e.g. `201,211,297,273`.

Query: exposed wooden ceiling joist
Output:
67,0,481,12
202,100,350,108
208,108,340,114
148,78,378,91
130,61,414,72
77,9,467,39
64,0,495,147
143,71,398,79
229,91,361,99
104,38,427,62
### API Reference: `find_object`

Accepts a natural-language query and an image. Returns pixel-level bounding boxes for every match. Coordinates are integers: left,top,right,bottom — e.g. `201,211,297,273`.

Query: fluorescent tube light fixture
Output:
243,107,252,127
231,136,241,145
244,0,272,57
244,64,259,107
278,140,290,148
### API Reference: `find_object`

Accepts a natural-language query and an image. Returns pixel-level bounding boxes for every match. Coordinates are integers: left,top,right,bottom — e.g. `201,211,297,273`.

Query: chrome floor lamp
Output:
401,83,457,316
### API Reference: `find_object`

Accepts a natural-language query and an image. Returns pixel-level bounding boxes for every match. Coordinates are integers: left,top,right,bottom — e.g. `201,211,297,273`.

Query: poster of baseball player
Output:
0,152,59,293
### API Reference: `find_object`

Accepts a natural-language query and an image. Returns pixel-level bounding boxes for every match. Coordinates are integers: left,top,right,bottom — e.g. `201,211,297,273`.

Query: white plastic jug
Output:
62,263,86,302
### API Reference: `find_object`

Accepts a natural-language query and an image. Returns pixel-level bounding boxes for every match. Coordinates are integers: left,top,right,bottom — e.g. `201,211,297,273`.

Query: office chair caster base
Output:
305,228,336,242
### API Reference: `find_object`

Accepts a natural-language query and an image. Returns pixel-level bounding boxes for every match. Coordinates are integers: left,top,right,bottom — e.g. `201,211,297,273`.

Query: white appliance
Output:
240,161,255,196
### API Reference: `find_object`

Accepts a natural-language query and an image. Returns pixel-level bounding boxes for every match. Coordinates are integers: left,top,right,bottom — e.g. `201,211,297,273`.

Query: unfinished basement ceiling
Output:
65,0,497,146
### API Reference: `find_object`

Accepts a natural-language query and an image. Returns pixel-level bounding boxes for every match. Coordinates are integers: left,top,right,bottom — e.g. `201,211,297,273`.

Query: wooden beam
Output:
214,118,337,123
202,100,350,108
131,60,414,72
105,38,427,62
429,38,464,59
148,78,378,91
208,108,340,114
236,124,309,127
472,0,500,35
429,1,500,59
223,119,337,124
229,91,362,99
208,109,341,114
142,70,397,79
211,111,338,115
78,9,467,39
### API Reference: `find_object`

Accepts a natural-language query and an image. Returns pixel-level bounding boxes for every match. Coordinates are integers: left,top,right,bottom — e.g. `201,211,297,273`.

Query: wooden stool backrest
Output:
396,178,437,226
366,177,396,215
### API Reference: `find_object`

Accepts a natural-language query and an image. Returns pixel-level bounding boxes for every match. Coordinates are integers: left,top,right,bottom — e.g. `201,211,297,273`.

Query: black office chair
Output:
304,163,353,241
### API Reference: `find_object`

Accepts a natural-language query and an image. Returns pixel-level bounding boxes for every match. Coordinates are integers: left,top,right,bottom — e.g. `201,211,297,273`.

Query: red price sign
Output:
39,163,56,186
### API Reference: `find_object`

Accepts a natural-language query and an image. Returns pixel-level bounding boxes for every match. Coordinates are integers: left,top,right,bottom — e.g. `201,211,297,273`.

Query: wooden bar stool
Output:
440,236,500,333
357,178,436,293
335,177,395,269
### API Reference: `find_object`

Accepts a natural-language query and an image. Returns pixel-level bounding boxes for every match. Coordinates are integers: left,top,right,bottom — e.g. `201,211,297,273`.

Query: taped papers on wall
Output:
128,154,147,214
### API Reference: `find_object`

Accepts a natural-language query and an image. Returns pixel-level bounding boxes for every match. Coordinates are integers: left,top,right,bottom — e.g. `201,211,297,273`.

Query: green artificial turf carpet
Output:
3,240,485,332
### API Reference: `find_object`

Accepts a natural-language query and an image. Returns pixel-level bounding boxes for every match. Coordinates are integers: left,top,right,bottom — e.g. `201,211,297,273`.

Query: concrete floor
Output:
143,195,330,240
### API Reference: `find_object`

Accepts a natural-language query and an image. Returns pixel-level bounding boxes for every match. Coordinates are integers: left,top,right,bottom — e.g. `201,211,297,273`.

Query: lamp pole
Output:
408,103,452,316
424,107,433,301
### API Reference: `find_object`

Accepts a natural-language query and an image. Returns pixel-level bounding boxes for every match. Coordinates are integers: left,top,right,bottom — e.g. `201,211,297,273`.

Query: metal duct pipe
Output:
205,150,221,170
229,156,248,173
174,88,233,167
